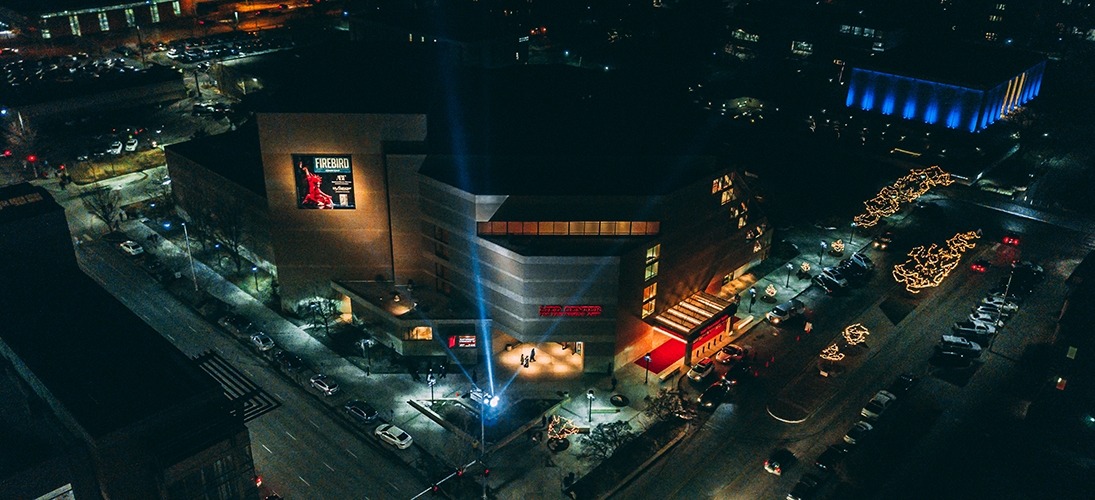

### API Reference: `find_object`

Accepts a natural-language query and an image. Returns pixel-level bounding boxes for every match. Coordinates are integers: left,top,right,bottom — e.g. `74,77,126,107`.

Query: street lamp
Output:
785,262,794,286
181,222,198,291
251,265,259,293
480,394,499,500
359,337,376,376
849,222,857,246
818,241,827,265
427,369,437,403
643,353,652,384
748,287,757,313
586,389,596,422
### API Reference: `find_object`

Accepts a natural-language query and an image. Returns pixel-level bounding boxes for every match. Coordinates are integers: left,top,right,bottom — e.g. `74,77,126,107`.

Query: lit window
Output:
125,9,135,27
646,244,660,263
839,25,852,34
42,28,50,39
98,12,109,31
644,262,659,281
642,300,656,318
791,41,813,56
69,15,80,36
643,283,657,302
989,15,1003,22
738,216,748,228
409,33,414,42
173,1,181,16
406,326,433,341
985,32,998,41
995,3,1006,10
753,241,762,253
150,4,160,23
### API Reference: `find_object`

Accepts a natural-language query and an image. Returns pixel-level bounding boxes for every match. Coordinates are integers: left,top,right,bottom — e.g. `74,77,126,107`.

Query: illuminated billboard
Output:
293,154,354,209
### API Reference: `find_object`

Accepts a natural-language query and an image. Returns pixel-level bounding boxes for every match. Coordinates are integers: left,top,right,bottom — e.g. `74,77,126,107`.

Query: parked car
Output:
124,138,138,151
812,273,842,294
952,320,997,342
820,267,849,288
218,313,252,335
697,378,735,409
250,333,275,351
888,373,918,395
987,291,1023,305
1001,233,1021,246
764,448,796,476
787,473,824,500
274,350,304,370
723,361,754,384
344,400,379,423
815,444,848,471
932,350,975,367
968,312,1004,326
118,240,144,256
972,305,1010,320
766,299,806,325
687,358,716,382
309,374,339,395
843,421,874,445
938,335,983,356
375,424,413,449
872,231,894,250
837,253,873,277
860,390,897,420
970,259,989,273
981,296,1019,312
107,141,123,154
714,344,747,364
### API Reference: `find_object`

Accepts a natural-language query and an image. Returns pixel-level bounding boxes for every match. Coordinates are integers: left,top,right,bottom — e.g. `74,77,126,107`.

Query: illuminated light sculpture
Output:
765,284,777,298
831,239,845,254
547,415,580,441
800,262,811,273
842,323,870,346
853,166,954,228
820,344,845,362
892,230,980,293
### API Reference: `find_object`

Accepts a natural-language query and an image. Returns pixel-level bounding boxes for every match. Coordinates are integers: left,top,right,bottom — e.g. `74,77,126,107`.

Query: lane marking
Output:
189,324,198,333
165,334,176,342
308,418,319,429
274,392,284,401
284,431,297,441
346,448,358,458
387,481,400,491
299,476,311,487
323,462,334,472
262,444,273,454
162,304,171,313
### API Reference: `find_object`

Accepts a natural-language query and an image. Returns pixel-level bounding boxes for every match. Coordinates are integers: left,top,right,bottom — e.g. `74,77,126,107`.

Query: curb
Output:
597,425,690,500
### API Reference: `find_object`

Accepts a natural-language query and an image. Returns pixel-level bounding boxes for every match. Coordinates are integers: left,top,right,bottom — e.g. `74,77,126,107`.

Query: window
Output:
839,25,852,34
731,30,758,42
791,41,813,56
720,189,735,205
405,326,433,341
985,32,998,41
434,241,449,260
150,4,160,23
98,13,109,31
643,283,657,302
646,244,661,263
738,216,748,229
42,28,51,39
173,1,181,16
753,241,763,253
989,15,1003,22
995,3,1006,10
68,15,80,36
642,300,656,318
644,262,659,281
125,9,135,27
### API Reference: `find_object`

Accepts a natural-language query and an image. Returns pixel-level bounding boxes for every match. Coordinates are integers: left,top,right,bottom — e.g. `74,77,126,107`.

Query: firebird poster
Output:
293,154,355,209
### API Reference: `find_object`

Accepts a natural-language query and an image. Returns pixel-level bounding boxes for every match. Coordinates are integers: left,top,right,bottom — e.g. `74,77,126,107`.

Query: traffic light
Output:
431,484,439,493
456,468,464,477
483,468,490,477
26,154,37,163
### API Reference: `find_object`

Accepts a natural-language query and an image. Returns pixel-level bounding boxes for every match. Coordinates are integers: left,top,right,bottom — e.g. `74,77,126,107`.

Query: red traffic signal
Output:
253,475,262,487
483,468,490,477
2,149,11,158
26,154,37,163
456,468,464,477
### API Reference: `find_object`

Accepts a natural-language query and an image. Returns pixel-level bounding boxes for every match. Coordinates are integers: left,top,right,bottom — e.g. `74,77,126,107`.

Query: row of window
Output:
839,25,883,39
477,220,661,236
45,2,178,38
642,243,660,318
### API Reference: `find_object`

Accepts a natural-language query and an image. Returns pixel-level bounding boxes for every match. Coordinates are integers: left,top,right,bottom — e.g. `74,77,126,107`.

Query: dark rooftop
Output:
855,42,1045,90
484,235,651,258
165,123,266,198
336,281,483,321
0,183,61,225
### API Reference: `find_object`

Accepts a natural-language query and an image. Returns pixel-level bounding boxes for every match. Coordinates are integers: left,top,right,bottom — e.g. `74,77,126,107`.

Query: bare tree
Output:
212,196,248,274
577,421,635,462
4,117,38,153
81,188,121,233
642,388,686,422
145,170,173,210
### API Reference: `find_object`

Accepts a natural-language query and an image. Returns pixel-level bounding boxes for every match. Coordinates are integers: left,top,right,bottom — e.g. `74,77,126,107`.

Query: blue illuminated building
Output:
844,44,1046,132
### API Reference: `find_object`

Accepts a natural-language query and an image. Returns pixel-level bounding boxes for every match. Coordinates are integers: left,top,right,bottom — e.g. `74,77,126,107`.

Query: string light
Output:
800,262,811,273
892,230,980,293
820,343,845,362
842,323,870,346
765,284,777,297
547,415,580,441
831,239,845,254
854,166,953,228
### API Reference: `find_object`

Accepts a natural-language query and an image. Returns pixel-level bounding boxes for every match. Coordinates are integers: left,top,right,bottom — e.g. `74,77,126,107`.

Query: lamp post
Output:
643,353,652,384
181,222,198,291
480,394,499,500
786,262,794,286
586,389,596,422
818,241,827,265
748,287,757,313
427,369,437,403
251,265,259,294
849,222,856,247
359,337,376,376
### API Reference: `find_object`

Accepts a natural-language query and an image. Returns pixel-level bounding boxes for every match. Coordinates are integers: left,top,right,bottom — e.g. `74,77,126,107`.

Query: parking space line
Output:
346,448,358,458
308,418,319,429
284,431,297,441
323,462,334,472
298,476,311,487
261,444,273,454
387,481,400,491
165,333,176,342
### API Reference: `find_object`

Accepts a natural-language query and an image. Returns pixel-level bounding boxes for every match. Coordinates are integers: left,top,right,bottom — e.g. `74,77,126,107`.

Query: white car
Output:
860,390,897,420
980,296,1018,313
308,374,339,396
968,312,1004,327
119,240,144,255
250,333,275,351
687,358,715,382
108,141,123,154
972,305,1010,320
125,138,138,151
375,424,413,449
843,421,874,445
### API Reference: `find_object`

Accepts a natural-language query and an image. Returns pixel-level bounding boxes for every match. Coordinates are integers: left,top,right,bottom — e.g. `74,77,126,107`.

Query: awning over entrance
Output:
651,291,736,340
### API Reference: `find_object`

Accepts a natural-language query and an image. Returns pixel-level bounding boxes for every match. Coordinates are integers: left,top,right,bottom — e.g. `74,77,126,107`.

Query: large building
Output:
0,0,195,39
844,44,1046,132
0,183,257,499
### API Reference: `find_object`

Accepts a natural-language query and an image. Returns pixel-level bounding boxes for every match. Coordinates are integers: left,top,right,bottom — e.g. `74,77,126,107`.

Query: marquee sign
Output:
539,305,603,317
293,154,354,209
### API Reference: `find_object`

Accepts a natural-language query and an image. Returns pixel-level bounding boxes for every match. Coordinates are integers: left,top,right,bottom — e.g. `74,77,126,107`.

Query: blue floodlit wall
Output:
844,60,1046,132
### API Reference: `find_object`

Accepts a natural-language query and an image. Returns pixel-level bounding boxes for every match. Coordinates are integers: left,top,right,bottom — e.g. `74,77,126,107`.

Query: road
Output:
71,206,429,498
616,196,1087,499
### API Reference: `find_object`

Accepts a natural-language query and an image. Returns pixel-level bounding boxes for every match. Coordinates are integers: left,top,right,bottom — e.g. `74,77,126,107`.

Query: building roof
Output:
483,235,650,258
165,123,266,198
0,182,61,225
854,43,1045,90
336,281,484,321
420,155,719,196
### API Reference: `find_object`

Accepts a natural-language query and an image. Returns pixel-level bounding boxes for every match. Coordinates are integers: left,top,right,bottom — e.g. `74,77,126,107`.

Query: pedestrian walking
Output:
530,348,537,362
610,376,618,392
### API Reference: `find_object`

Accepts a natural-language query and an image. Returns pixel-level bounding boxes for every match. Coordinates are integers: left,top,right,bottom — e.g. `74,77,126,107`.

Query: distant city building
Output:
844,44,1046,132
0,0,195,39
0,183,256,499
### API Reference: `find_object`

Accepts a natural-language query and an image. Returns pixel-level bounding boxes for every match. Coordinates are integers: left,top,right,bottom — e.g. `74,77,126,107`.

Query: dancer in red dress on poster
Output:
299,162,334,208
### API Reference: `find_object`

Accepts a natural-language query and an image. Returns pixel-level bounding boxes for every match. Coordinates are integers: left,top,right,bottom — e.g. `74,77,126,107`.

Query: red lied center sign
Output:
294,154,354,209
539,305,603,317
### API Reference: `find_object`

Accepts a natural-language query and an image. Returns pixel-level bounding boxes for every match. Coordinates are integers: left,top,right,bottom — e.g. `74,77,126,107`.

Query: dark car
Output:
872,231,894,250
697,378,735,409
815,445,847,471
888,373,918,395
274,350,304,370
931,350,974,368
344,400,379,423
812,273,842,294
787,473,824,500
724,362,755,384
764,448,796,476
218,313,252,335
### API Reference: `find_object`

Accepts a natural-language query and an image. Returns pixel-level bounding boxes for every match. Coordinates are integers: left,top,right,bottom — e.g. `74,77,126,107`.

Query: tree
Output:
577,421,635,462
212,196,248,274
81,188,121,233
145,170,173,211
642,388,685,422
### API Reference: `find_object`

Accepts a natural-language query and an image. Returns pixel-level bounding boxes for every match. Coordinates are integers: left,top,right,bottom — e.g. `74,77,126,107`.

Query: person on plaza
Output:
530,348,537,362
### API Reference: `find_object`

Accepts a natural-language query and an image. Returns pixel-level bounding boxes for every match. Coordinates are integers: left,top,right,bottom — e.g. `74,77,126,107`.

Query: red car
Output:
970,260,989,273
1002,234,1021,246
